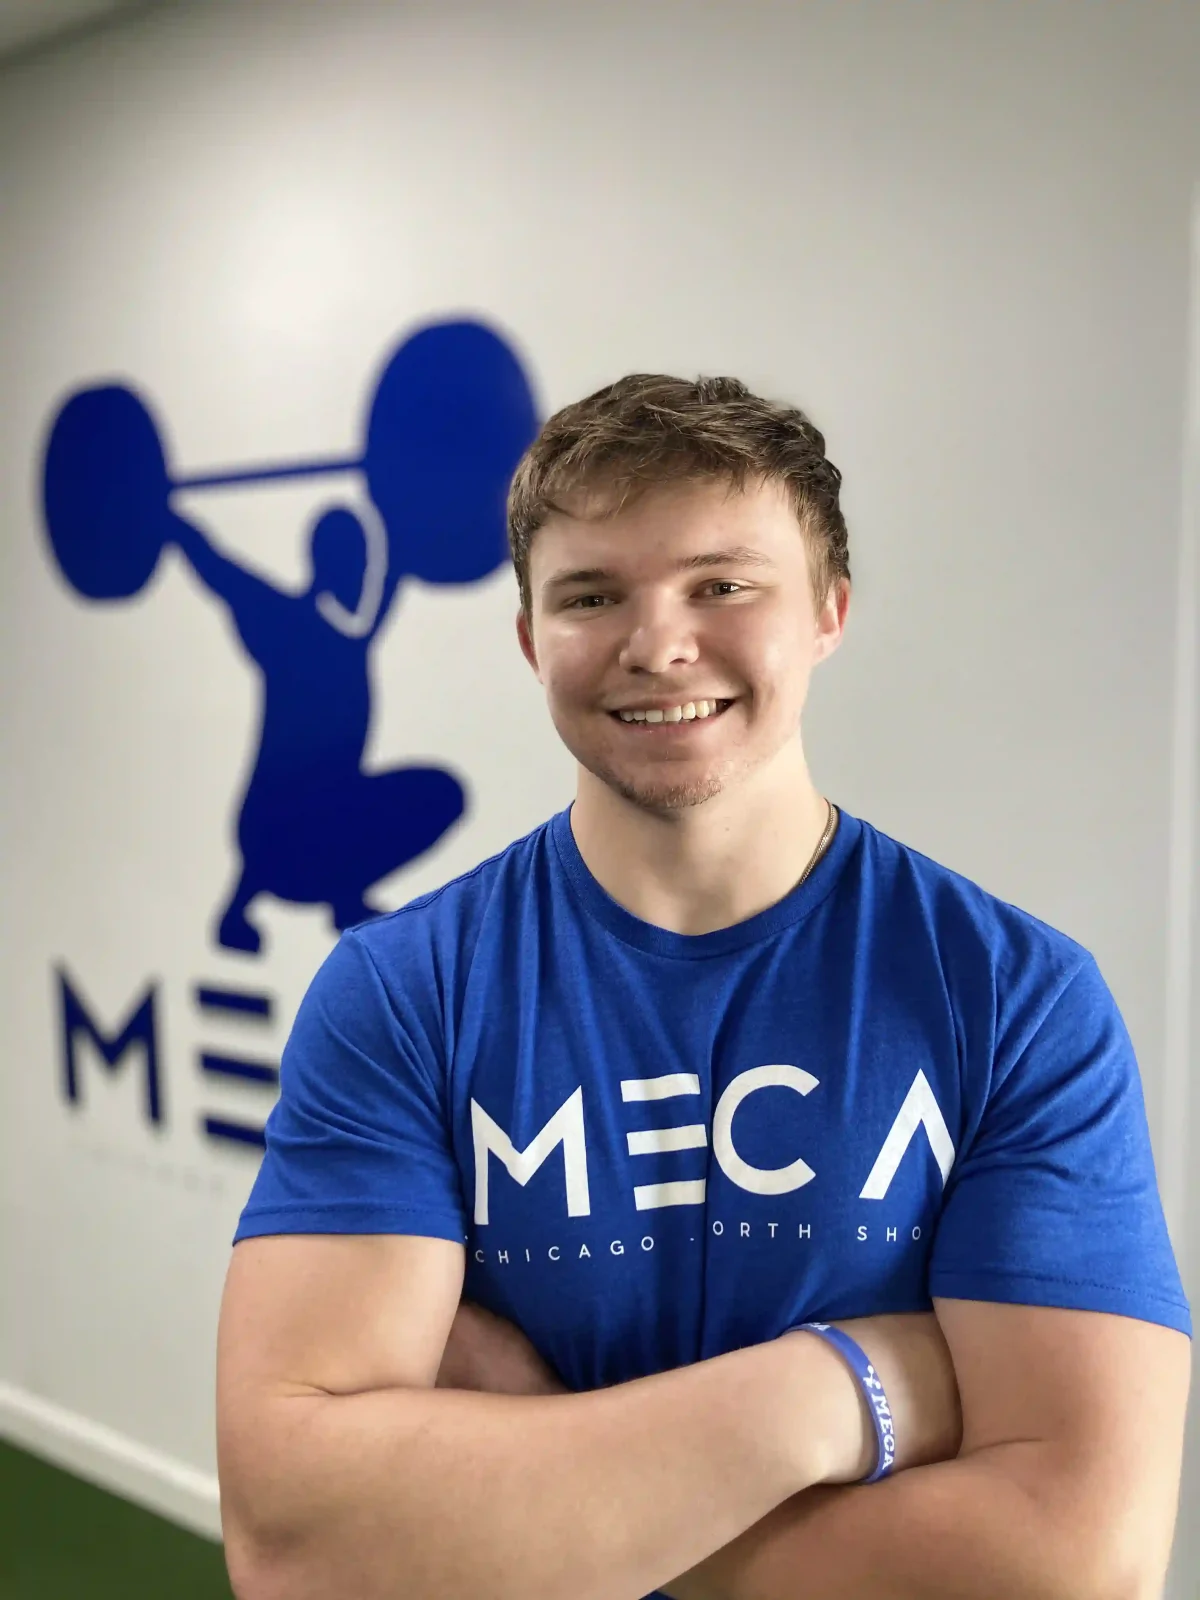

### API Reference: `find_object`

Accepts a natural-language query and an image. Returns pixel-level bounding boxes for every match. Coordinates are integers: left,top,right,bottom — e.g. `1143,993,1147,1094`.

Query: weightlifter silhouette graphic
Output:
42,319,539,955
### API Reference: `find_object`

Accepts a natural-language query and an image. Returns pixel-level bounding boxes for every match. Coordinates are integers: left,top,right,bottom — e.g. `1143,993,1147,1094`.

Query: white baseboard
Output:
0,1382,222,1541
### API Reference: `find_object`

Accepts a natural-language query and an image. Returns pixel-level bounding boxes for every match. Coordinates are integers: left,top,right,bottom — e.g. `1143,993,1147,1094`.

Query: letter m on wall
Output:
472,1087,591,1224
57,967,163,1125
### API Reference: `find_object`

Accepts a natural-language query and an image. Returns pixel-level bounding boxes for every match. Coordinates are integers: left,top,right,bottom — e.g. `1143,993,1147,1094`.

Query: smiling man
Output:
217,375,1191,1600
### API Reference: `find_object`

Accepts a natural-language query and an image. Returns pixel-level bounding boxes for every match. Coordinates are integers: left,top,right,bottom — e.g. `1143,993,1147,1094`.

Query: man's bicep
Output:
216,1232,464,1567
934,1297,1191,1586
218,1232,465,1403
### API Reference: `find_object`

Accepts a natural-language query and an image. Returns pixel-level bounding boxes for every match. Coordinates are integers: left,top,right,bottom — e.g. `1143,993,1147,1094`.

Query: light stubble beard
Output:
581,747,740,817
608,773,726,815
566,707,808,821
555,706,764,817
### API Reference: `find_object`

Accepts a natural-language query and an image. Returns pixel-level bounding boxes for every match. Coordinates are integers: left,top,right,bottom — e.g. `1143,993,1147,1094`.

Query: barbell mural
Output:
40,316,540,1147
42,317,539,951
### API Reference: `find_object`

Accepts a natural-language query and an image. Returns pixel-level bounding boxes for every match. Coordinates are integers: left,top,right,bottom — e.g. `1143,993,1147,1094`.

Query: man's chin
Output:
562,727,741,815
600,767,728,815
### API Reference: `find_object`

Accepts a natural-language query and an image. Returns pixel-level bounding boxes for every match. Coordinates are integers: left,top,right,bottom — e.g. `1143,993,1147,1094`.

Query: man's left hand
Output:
435,1299,569,1396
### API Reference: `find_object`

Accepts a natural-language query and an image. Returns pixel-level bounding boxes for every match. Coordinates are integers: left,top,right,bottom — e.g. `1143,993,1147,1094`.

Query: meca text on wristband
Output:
788,1321,896,1483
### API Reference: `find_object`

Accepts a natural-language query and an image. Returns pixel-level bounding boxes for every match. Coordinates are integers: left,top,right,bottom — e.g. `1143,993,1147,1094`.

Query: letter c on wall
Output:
712,1064,819,1195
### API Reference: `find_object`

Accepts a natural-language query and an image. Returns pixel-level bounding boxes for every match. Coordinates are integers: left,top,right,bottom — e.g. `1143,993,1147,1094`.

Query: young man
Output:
217,375,1191,1600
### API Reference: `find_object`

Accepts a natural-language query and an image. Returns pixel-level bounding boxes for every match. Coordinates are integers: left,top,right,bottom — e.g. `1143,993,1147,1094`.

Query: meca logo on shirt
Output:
472,1066,956,1223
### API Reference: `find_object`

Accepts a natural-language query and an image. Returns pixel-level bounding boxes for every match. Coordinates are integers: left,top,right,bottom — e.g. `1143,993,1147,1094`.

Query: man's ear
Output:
813,579,850,665
516,608,542,680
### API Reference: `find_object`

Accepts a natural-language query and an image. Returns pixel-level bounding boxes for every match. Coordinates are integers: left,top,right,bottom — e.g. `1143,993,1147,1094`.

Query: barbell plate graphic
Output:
363,319,538,585
42,384,174,600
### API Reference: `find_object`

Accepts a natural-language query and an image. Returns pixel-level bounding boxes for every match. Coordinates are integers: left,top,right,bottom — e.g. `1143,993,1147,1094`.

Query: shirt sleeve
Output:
929,953,1191,1335
234,926,467,1245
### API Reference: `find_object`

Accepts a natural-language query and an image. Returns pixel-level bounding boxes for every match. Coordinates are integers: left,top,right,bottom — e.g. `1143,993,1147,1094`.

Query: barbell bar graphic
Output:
176,448,366,492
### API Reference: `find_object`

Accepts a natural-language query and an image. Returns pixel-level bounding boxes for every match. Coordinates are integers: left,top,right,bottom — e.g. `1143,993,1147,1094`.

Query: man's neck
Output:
569,747,831,936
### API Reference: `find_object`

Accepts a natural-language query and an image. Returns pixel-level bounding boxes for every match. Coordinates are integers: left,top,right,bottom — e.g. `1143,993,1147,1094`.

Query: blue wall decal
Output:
42,319,539,954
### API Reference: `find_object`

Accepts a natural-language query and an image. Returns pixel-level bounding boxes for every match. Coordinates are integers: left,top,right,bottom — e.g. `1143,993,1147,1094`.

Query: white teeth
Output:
616,699,727,723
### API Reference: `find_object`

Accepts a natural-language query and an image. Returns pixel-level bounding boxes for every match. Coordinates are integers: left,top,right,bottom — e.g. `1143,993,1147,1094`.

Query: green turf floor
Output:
0,1438,233,1599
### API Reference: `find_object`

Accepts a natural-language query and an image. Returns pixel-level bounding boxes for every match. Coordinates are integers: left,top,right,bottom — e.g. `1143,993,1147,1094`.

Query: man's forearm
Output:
222,1334,863,1600
665,1443,1153,1600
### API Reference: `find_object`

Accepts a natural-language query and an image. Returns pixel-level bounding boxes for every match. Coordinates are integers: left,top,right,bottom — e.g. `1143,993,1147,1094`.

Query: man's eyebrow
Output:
542,566,613,593
541,547,776,593
677,546,776,572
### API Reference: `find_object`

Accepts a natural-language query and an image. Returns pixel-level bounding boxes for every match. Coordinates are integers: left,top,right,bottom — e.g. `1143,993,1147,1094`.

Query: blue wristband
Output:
789,1321,896,1483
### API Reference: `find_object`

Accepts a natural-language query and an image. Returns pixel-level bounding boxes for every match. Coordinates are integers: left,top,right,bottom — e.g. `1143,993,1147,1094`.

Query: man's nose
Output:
617,600,700,675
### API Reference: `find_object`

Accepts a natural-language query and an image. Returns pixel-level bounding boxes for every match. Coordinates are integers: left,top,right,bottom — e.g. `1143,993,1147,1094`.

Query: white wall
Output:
1,0,1198,1586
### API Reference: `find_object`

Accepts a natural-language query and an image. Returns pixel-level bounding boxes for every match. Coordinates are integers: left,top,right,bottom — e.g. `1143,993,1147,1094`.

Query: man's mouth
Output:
607,698,735,725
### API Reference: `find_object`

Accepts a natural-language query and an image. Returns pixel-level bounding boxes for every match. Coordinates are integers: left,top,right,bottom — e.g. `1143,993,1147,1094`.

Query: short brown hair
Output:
507,373,850,614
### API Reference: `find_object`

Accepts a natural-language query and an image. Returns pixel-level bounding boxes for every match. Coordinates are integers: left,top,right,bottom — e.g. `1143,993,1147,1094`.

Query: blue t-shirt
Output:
237,805,1192,1389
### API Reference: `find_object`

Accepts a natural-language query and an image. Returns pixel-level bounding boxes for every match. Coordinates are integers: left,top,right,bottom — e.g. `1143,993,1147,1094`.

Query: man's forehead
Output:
546,472,786,523
533,478,799,568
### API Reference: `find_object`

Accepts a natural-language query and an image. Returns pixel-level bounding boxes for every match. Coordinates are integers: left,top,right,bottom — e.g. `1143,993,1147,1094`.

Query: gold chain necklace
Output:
797,798,837,890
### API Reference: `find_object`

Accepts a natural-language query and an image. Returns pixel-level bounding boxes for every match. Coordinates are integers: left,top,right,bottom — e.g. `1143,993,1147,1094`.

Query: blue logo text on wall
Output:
41,317,539,1153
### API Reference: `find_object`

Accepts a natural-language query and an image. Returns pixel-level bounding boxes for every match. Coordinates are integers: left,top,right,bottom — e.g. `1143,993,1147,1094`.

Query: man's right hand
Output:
785,1312,962,1485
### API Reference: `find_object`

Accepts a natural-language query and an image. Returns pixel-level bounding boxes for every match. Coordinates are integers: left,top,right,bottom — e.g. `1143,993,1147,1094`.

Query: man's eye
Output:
706,581,744,597
566,594,611,610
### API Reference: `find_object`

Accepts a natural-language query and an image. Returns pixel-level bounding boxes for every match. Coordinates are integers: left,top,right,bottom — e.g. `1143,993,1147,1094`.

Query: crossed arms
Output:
216,1231,1190,1600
